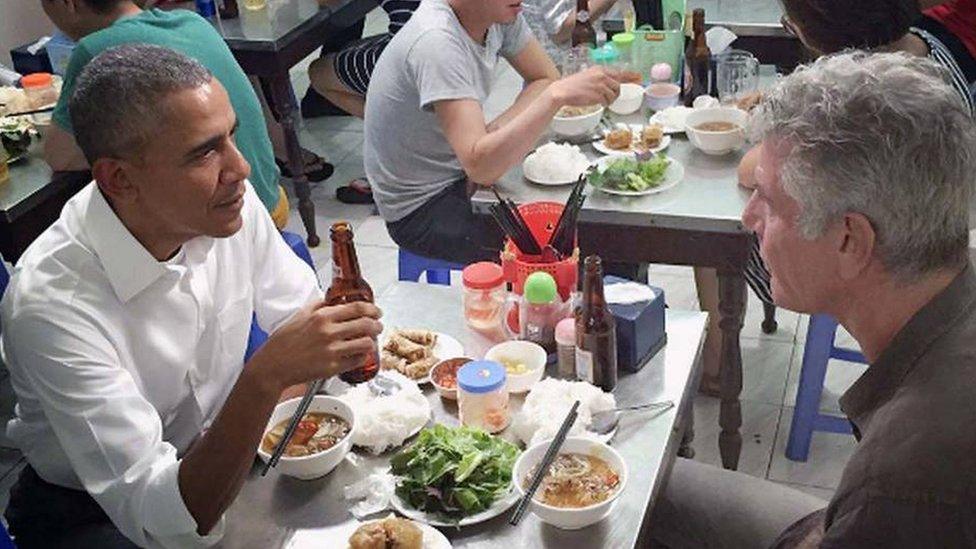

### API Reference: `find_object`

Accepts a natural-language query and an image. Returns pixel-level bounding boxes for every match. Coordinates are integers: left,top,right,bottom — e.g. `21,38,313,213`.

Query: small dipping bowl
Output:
645,83,681,112
430,357,473,400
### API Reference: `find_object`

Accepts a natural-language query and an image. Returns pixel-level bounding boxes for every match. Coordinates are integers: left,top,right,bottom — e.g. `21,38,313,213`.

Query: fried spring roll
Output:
383,333,429,362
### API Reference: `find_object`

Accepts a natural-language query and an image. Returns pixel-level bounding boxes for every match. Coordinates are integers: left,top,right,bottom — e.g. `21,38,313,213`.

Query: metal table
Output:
195,0,379,247
220,282,707,548
472,103,760,470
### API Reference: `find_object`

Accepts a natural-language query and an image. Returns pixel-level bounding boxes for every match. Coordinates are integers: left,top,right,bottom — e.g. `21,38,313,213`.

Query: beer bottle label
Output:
575,348,594,383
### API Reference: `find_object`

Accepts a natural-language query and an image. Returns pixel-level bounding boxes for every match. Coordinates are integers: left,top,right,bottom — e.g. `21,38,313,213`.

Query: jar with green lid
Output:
611,32,642,84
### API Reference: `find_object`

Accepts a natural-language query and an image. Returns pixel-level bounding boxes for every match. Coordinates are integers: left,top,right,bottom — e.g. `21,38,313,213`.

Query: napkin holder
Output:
604,275,667,372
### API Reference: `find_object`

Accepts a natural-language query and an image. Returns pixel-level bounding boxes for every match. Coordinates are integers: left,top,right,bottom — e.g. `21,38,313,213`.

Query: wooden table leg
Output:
717,268,746,470
261,75,320,247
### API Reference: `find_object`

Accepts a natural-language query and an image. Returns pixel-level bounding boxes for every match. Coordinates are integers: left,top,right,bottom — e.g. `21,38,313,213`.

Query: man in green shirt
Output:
41,0,287,224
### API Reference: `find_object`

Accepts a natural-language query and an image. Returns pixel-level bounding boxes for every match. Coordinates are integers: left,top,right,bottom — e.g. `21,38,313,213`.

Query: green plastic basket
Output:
632,0,686,83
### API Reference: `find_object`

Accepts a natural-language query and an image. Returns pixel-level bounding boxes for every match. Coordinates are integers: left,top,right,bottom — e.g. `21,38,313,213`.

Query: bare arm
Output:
486,39,561,133
43,123,90,172
552,0,620,44
178,301,382,534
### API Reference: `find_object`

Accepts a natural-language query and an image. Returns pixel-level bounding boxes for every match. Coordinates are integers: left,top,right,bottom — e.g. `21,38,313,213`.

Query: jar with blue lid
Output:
457,361,510,433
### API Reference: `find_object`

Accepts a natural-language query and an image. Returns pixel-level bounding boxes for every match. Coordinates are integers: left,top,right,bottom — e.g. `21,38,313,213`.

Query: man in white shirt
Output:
0,44,383,548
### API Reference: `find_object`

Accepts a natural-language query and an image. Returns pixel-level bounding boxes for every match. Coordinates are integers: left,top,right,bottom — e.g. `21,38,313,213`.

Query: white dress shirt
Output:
0,182,321,548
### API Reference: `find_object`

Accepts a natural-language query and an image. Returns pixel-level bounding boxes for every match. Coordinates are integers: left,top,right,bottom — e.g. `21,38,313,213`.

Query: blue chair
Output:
244,231,315,361
0,520,14,549
0,262,8,299
397,249,464,286
785,314,866,461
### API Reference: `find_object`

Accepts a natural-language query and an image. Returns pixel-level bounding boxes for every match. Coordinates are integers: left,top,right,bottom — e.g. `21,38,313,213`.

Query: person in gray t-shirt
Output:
364,0,620,264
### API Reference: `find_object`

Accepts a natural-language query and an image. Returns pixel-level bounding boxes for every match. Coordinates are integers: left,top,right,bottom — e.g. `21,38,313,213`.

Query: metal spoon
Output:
589,400,675,434
367,372,401,397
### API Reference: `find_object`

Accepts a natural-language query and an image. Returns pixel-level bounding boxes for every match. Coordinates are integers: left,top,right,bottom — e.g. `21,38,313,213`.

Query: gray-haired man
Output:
0,44,382,548
652,51,976,547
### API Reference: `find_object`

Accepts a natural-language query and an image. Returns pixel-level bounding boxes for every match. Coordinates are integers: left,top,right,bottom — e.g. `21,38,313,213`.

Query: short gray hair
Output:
69,43,213,163
752,51,976,279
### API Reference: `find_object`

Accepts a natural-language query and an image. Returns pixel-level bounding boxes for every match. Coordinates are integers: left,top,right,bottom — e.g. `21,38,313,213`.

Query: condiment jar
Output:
611,33,642,84
555,318,576,379
457,361,509,433
518,272,561,352
462,262,506,334
20,73,57,109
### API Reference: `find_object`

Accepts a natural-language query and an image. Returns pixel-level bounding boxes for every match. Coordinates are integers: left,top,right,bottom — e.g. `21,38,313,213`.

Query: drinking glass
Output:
717,50,760,105
243,0,267,10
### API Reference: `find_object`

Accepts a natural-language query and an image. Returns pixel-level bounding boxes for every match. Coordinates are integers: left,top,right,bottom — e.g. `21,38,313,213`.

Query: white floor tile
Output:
297,123,363,165
767,406,857,490
653,273,700,311
741,290,800,343
740,338,794,406
782,344,867,413
354,216,397,249
690,395,782,480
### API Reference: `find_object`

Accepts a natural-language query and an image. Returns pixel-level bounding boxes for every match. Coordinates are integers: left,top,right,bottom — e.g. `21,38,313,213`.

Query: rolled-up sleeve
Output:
4,310,222,548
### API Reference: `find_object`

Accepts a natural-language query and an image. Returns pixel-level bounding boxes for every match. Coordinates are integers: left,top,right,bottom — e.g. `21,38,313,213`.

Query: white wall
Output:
0,1,54,68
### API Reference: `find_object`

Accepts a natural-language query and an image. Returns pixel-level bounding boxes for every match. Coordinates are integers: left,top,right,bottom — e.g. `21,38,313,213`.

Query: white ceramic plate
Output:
588,156,684,196
592,125,671,156
380,332,464,384
650,106,694,134
287,516,451,549
522,148,590,186
391,486,519,528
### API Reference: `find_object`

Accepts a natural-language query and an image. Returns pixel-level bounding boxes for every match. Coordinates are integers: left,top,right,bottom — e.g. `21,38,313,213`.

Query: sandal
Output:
275,150,334,183
336,178,374,205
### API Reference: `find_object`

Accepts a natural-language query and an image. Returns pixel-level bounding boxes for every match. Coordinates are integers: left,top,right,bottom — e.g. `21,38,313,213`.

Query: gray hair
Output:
752,51,976,279
69,43,213,164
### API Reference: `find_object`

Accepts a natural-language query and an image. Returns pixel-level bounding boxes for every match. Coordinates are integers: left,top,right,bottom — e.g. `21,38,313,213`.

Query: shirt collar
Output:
82,185,212,303
839,264,976,426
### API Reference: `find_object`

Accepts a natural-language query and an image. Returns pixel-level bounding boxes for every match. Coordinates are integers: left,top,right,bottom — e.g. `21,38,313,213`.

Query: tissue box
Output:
605,275,667,373
10,41,53,76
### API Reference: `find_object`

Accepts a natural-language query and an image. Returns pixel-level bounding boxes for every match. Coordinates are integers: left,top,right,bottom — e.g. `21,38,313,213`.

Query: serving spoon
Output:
589,400,675,435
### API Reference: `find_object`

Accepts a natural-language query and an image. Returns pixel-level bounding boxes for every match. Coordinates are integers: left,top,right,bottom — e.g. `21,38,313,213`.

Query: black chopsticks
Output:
261,378,326,475
1,106,54,119
548,176,588,257
490,187,542,255
510,400,580,526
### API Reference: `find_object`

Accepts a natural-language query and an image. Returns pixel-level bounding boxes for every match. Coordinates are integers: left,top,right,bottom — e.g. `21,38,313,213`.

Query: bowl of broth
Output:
551,104,604,138
513,437,627,529
684,107,748,155
257,395,355,480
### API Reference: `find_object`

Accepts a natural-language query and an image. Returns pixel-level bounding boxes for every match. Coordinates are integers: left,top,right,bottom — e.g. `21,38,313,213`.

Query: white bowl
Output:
257,395,354,480
684,107,749,155
551,105,604,138
430,357,473,400
608,83,644,115
485,340,547,393
644,83,681,112
513,437,628,530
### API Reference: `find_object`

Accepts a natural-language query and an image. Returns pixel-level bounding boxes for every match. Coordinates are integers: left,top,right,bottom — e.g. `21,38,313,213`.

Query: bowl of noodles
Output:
551,104,604,138
257,395,355,480
513,436,627,529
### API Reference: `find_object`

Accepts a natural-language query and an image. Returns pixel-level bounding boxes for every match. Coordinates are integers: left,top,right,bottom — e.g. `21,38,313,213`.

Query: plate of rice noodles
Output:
523,142,592,186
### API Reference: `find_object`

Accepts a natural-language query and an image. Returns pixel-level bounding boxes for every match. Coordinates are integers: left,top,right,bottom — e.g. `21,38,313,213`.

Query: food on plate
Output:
693,121,740,132
497,357,529,375
511,378,616,446
431,357,471,390
603,127,633,150
525,453,621,508
348,515,424,549
640,124,664,149
588,154,670,192
381,328,439,379
260,412,350,457
653,105,693,130
524,142,590,183
556,104,600,118
0,87,31,116
338,371,431,454
390,424,519,520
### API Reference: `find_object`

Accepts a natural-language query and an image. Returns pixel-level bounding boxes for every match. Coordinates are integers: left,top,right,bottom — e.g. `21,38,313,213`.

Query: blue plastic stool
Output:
0,262,8,298
0,520,14,549
244,231,315,361
397,249,464,286
785,314,866,461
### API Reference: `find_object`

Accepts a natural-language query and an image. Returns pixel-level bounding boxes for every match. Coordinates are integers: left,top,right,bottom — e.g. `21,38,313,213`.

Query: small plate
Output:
380,332,464,384
588,156,685,196
592,126,671,156
391,486,519,527
290,516,452,549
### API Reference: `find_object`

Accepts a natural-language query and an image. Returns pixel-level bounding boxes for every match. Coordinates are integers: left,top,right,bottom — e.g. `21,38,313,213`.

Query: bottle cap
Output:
589,44,620,64
20,73,52,89
523,271,558,304
457,361,507,394
611,32,635,47
462,262,505,290
650,62,673,82
555,317,576,345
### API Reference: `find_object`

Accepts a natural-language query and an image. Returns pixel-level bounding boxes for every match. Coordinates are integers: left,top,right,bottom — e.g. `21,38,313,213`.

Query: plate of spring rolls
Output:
380,329,465,384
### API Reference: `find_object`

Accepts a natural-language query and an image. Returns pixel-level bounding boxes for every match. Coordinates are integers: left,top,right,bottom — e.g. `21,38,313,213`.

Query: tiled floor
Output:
0,5,861,517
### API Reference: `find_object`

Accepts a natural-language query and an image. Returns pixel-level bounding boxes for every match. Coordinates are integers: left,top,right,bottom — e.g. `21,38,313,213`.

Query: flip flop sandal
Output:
275,155,334,183
336,178,374,205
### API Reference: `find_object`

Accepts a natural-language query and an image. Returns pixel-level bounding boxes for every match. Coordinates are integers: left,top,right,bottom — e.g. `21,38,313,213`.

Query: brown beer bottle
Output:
325,222,378,384
219,0,239,19
683,8,711,107
571,0,598,48
575,256,617,391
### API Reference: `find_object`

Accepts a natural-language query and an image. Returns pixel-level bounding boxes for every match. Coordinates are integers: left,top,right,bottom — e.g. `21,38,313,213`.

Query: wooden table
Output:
219,282,708,548
472,97,771,470
199,0,379,246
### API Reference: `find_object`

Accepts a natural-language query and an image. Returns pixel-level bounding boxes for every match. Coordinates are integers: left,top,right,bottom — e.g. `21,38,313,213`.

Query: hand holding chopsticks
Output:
509,400,580,526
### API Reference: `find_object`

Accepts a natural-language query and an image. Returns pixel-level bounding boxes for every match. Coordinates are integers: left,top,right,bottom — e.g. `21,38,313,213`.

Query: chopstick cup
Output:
510,400,581,526
261,378,326,475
